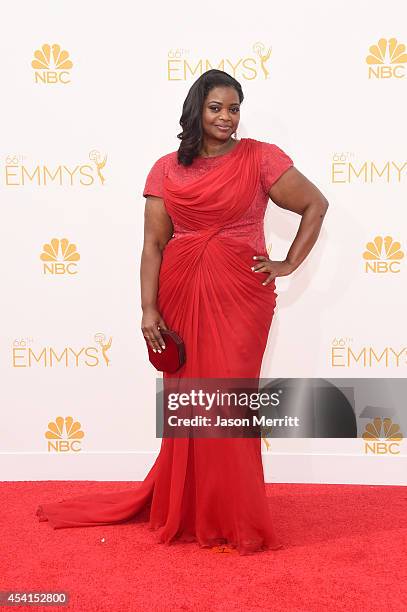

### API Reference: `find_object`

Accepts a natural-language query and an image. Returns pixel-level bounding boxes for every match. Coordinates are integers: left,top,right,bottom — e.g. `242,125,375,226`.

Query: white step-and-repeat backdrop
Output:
1,1,406,484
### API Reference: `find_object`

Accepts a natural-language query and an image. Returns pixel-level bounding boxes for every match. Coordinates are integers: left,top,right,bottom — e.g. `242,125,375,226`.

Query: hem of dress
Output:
37,505,284,555
147,523,284,556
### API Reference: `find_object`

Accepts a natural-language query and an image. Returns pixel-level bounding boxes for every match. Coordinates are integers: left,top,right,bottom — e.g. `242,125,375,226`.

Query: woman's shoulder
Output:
251,138,294,169
149,150,178,172
249,138,294,192
143,151,178,198
249,138,292,158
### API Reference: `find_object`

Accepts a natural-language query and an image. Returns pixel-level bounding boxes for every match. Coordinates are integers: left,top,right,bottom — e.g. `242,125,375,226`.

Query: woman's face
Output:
201,86,240,141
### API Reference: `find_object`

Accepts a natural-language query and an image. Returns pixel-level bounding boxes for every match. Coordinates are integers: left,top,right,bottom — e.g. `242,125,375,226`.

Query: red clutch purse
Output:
145,329,186,373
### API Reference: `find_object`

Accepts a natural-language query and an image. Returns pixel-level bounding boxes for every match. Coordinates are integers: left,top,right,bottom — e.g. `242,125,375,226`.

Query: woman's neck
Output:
199,137,238,158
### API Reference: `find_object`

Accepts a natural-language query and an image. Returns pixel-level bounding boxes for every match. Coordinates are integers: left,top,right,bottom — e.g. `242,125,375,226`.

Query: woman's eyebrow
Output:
207,100,240,106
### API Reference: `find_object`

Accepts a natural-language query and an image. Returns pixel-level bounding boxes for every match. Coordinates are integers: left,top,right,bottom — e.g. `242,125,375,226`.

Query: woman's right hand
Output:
141,306,168,353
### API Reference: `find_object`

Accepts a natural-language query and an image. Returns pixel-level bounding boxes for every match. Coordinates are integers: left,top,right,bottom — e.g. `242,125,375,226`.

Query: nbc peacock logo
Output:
167,42,271,81
31,43,73,84
365,37,407,79
45,416,85,452
363,236,404,273
40,238,80,275
362,417,403,455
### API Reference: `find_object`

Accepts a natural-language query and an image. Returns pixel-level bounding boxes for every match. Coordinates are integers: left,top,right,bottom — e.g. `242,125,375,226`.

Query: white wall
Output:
0,0,406,484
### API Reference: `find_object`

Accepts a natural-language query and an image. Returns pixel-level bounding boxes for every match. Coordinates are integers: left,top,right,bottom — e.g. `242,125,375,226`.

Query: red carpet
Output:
1,481,406,611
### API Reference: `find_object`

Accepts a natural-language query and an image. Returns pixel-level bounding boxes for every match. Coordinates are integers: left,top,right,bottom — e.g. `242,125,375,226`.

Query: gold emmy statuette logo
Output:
252,42,272,79
363,235,404,273
31,43,73,84
262,433,272,451
89,150,107,185
362,417,403,455
366,38,407,79
45,416,84,452
40,238,80,275
94,333,112,366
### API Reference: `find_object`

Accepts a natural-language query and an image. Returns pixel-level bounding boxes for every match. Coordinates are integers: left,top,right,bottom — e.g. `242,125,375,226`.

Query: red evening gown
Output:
36,137,294,555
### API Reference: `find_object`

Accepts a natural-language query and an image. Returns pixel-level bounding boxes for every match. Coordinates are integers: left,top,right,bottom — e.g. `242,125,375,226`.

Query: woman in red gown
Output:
36,69,329,555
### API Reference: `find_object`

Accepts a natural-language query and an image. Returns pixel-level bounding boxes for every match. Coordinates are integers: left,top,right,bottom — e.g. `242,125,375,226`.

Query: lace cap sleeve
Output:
260,142,294,194
143,155,167,199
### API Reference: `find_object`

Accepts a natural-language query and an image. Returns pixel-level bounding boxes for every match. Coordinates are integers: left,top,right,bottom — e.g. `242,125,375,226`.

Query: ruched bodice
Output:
143,138,293,252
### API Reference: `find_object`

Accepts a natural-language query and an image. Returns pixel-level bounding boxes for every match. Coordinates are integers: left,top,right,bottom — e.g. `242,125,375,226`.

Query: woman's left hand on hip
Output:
251,256,295,286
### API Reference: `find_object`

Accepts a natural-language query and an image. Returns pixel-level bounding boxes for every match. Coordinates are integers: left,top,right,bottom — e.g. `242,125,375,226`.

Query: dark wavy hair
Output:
177,69,244,166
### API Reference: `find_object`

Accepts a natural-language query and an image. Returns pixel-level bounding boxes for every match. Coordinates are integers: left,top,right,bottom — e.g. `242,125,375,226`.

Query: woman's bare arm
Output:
268,167,329,271
252,167,329,284
140,196,173,352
